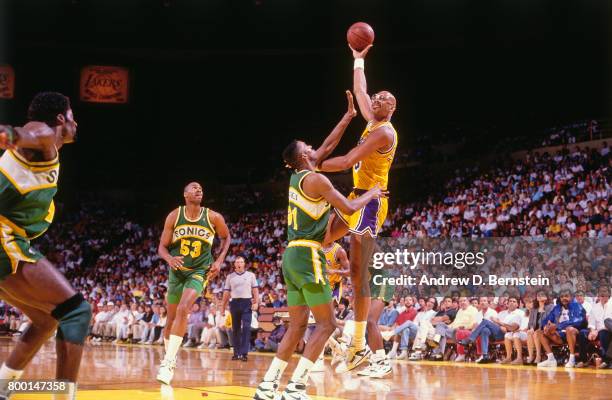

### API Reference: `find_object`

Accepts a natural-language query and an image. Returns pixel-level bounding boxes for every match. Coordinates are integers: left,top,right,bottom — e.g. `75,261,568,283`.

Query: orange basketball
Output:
347,22,375,51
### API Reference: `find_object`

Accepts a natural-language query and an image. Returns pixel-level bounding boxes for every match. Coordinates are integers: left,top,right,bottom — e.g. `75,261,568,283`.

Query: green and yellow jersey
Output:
287,170,330,244
169,206,215,270
0,149,59,240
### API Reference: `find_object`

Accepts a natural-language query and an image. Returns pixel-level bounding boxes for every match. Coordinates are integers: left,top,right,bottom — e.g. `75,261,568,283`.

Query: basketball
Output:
347,22,375,51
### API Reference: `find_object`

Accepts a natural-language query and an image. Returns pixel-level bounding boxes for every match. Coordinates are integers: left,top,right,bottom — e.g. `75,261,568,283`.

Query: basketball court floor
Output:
2,339,609,400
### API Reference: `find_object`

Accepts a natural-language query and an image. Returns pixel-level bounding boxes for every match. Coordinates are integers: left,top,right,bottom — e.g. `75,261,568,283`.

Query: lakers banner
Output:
0,65,15,99
80,65,129,104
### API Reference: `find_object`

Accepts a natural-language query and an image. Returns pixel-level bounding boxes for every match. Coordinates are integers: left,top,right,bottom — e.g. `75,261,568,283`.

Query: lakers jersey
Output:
169,206,215,269
353,121,398,190
323,242,343,286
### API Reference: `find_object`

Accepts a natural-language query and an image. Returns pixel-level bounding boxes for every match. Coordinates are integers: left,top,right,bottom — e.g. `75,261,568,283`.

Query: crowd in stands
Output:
0,134,609,369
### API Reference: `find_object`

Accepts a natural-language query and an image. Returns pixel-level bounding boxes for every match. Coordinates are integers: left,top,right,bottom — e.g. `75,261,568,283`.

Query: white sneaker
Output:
387,349,397,360
454,354,466,363
564,359,576,368
408,351,422,361
156,358,177,385
280,381,310,400
397,350,409,360
357,360,392,378
311,357,325,372
253,380,279,400
537,358,557,368
336,345,372,373
381,331,395,341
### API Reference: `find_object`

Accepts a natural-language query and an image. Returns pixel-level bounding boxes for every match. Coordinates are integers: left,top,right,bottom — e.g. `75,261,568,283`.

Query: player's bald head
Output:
377,91,396,106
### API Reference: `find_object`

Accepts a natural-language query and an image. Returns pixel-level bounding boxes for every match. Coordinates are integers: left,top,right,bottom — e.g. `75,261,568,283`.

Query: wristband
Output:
354,58,364,70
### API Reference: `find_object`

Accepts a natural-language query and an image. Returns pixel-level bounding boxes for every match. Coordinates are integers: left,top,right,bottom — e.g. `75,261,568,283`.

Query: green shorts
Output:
167,266,208,304
282,243,332,307
0,222,43,280
369,267,394,302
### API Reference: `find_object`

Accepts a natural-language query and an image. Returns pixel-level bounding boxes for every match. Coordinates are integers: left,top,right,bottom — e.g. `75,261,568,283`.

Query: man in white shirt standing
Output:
458,296,522,363
221,257,259,362
577,287,612,368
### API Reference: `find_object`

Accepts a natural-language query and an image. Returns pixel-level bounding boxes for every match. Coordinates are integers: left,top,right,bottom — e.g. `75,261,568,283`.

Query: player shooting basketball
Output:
318,44,398,377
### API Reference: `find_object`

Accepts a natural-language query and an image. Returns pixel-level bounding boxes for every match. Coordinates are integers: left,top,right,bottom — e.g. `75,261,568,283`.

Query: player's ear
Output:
56,113,66,125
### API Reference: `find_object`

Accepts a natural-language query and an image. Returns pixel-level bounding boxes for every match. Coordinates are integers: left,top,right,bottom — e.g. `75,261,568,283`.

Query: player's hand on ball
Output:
345,90,357,118
350,44,372,59
168,256,184,270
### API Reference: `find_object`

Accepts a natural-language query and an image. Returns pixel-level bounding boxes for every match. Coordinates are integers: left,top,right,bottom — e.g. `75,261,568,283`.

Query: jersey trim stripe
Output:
287,239,322,249
183,206,204,222
297,171,324,202
205,208,216,234
9,150,59,169
289,187,330,220
0,215,28,238
174,207,182,228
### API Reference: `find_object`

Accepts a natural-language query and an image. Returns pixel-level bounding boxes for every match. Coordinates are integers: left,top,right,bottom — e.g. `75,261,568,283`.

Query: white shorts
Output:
505,331,527,341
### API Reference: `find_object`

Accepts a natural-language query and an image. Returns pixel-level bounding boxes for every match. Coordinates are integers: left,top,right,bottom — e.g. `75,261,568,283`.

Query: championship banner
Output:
0,65,15,99
80,65,129,104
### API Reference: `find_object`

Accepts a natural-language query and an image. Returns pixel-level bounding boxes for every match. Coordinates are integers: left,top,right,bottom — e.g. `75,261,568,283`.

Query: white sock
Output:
375,349,386,361
390,342,399,354
53,382,76,400
569,354,575,362
547,353,554,361
0,363,23,394
164,337,169,353
263,357,288,383
290,357,314,385
164,335,182,362
353,321,367,350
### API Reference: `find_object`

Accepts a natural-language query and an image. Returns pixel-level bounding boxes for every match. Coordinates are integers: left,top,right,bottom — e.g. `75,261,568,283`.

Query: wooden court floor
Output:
1,338,609,400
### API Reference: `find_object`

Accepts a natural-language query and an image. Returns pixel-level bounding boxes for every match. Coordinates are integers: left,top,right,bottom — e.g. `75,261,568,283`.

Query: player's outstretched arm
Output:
303,172,385,215
312,91,357,165
352,45,374,122
209,210,231,279
158,209,183,270
0,122,57,151
318,126,394,172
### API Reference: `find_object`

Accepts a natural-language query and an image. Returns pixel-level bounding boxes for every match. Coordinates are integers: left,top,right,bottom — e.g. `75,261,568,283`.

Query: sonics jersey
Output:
169,206,215,269
287,170,331,244
353,120,398,191
0,149,59,277
283,170,333,307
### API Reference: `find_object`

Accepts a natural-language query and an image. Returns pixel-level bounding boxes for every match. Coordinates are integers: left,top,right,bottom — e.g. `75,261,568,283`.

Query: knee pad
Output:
51,293,92,345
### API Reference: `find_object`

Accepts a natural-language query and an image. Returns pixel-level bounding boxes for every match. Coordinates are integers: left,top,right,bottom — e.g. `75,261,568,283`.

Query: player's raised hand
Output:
168,256,184,270
345,90,357,118
350,44,373,59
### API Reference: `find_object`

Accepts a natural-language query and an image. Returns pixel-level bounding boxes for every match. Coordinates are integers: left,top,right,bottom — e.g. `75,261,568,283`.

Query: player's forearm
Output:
214,235,231,265
346,188,378,212
158,244,173,263
354,68,373,120
319,155,352,172
314,113,353,164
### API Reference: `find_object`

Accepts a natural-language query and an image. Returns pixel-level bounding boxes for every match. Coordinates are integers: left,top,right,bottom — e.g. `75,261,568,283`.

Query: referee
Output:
221,256,259,361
